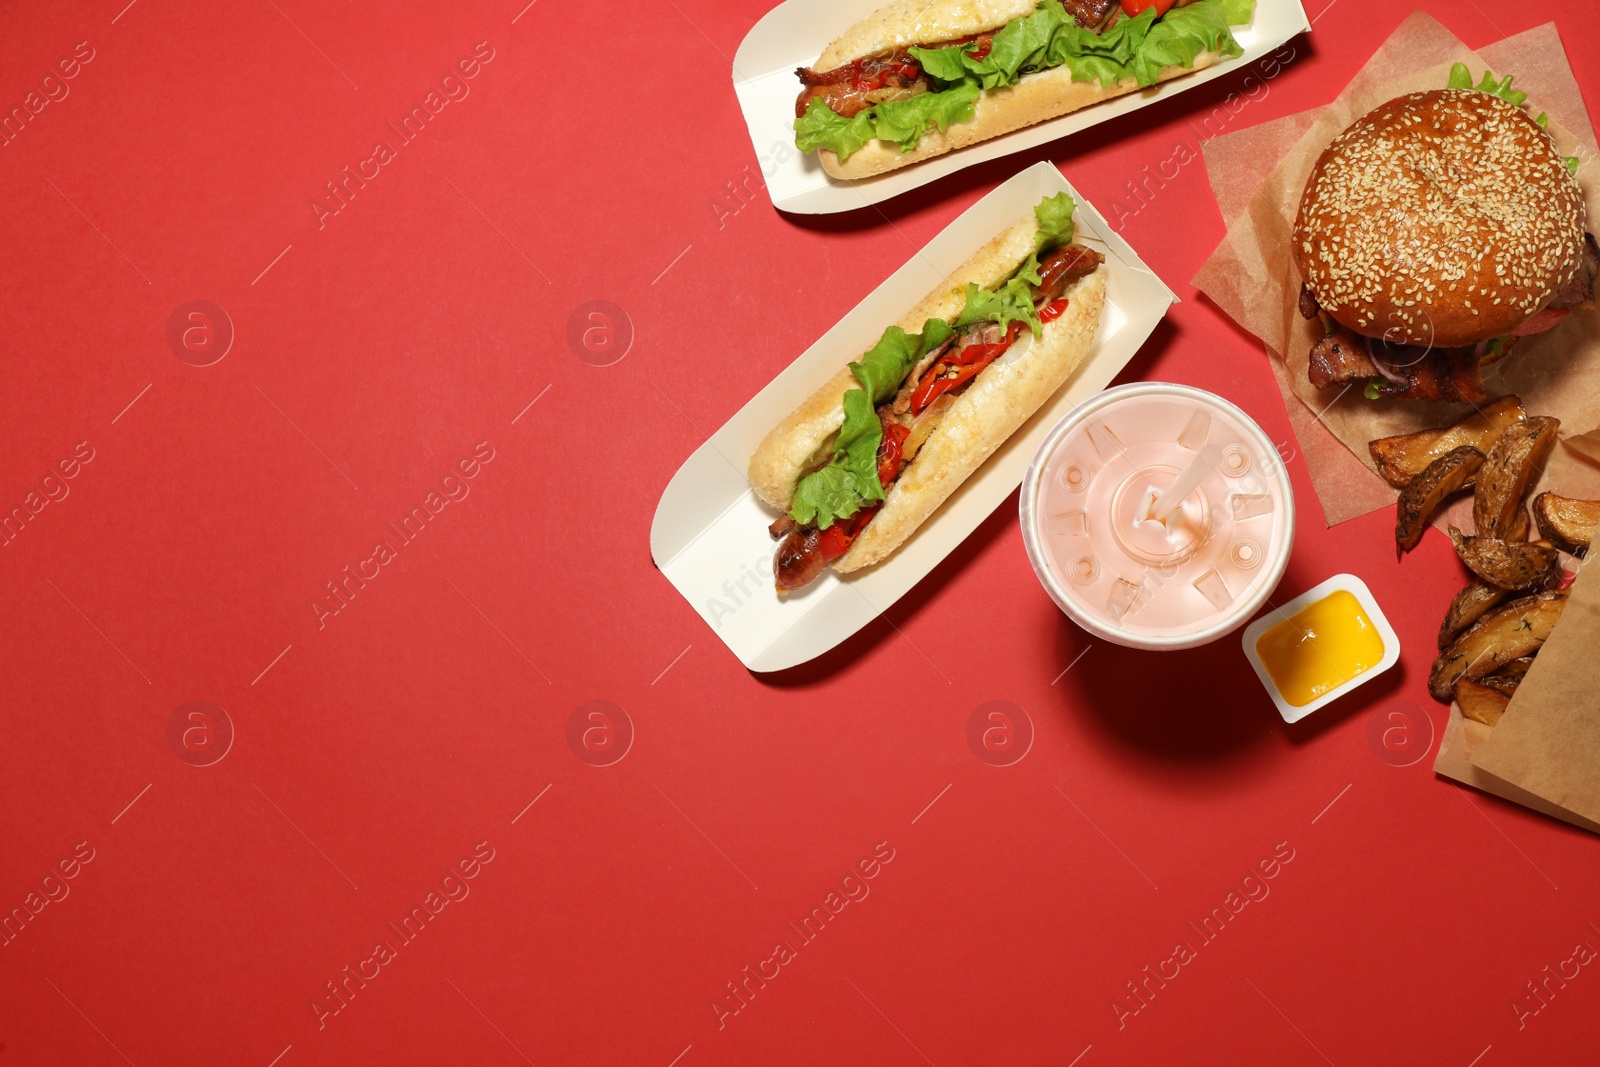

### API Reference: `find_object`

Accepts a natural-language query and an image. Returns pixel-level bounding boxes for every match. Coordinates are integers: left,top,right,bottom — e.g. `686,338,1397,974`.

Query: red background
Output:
2,1,1597,1065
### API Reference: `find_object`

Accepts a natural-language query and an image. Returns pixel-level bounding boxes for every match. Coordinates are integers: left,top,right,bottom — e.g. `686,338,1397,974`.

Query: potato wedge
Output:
1456,679,1512,726
1428,591,1568,700
1532,492,1600,555
1473,416,1560,539
1478,656,1535,697
1448,527,1561,590
1508,507,1530,542
1395,447,1484,557
1368,396,1526,488
1437,581,1511,649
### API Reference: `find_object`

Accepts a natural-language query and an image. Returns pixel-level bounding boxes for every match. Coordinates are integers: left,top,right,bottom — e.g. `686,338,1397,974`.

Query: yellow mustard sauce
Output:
1255,590,1385,707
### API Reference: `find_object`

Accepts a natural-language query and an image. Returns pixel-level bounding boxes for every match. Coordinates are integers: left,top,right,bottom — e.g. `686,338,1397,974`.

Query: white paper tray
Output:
650,163,1177,672
733,0,1311,214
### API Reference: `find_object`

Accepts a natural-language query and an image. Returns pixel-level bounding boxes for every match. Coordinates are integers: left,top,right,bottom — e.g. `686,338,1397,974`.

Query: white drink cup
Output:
1019,383,1295,650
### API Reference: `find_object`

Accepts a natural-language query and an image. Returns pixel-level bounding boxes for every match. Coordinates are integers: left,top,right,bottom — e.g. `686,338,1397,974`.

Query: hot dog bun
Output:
819,52,1220,180
747,210,1108,576
749,209,1051,511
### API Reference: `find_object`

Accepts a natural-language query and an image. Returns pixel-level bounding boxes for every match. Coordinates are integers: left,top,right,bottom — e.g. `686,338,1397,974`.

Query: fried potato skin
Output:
1368,396,1526,489
1395,446,1484,558
1473,416,1560,540
1448,528,1561,590
1477,656,1534,696
1438,582,1511,650
1532,491,1600,555
1429,591,1568,701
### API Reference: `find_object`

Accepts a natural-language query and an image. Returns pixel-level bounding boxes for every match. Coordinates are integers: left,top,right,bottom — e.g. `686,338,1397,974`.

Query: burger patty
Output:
1301,231,1598,402
1307,325,1489,403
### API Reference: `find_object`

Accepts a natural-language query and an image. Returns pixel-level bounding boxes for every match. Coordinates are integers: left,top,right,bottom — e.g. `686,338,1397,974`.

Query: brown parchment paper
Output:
1470,556,1600,828
1194,13,1600,529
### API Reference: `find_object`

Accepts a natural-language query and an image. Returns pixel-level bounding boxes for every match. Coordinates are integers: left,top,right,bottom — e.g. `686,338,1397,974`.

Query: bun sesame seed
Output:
1292,89,1586,347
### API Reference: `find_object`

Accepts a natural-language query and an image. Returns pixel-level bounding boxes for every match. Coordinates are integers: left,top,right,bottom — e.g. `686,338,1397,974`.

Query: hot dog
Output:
749,194,1107,592
794,0,1256,180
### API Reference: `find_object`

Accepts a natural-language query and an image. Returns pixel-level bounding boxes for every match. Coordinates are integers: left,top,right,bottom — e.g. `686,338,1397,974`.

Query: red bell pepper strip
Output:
908,322,1023,415
909,353,997,415
817,523,851,560
877,422,911,487
818,503,880,560
853,61,922,92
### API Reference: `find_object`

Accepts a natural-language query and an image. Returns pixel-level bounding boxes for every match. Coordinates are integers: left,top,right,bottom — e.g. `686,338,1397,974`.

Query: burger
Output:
1293,85,1597,403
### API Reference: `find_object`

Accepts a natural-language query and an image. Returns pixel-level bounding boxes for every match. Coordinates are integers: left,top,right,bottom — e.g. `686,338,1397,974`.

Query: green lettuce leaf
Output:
866,81,982,150
911,44,969,83
1015,192,1077,286
788,389,886,528
915,3,1168,93
794,98,875,157
799,0,1253,161
1050,8,1157,87
955,278,1039,335
796,81,978,156
970,192,1083,335
1447,62,1527,106
849,319,953,403
1032,192,1077,249
1126,0,1245,86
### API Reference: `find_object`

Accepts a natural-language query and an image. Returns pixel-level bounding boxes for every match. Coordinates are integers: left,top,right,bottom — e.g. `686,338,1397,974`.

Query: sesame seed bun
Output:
1293,89,1586,348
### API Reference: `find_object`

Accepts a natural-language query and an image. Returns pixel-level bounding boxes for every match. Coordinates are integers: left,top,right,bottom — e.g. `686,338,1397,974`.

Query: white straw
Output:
1147,444,1222,526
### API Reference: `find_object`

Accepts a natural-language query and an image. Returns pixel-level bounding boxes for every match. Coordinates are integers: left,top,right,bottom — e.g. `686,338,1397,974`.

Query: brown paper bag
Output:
1468,557,1600,828
1193,13,1600,529
1433,706,1600,834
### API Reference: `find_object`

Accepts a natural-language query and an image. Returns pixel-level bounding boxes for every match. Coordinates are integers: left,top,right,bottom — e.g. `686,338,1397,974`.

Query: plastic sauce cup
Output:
1241,573,1401,723
1019,383,1295,650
